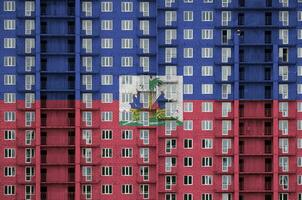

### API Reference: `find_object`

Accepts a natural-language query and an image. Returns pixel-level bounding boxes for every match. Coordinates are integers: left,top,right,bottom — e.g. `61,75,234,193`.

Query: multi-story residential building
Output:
1,0,302,200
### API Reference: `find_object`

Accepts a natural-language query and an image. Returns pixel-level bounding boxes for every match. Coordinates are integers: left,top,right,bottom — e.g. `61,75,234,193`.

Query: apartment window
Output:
101,129,112,140
4,20,15,30
183,29,193,40
121,148,132,158
184,11,193,21
183,120,193,130
201,139,213,149
202,102,213,112
82,2,92,16
4,166,15,177
184,48,193,58
121,57,133,67
4,148,15,158
202,194,213,200
222,11,232,26
101,166,112,176
101,75,113,85
299,11,302,21
202,120,213,130
184,157,193,167
101,20,113,30
280,11,289,26
121,184,133,194
184,102,193,112
101,38,113,49
25,1,35,16
202,29,213,39
4,93,16,103
201,176,213,185
184,194,193,200
121,166,133,176
101,112,113,121
298,157,302,167
184,84,193,94
82,38,92,53
121,20,133,31
4,56,16,67
202,66,213,76
101,56,113,67
140,130,149,145
4,1,15,11
122,130,133,140
4,38,15,48
4,130,15,140
202,11,213,21
4,185,15,195
184,65,193,76
202,48,213,58
184,175,193,185
121,2,133,12
4,112,15,122
101,2,113,12
184,139,193,149
121,38,133,49
82,20,92,35
201,157,213,167
101,148,112,158
4,75,16,85
202,84,213,94
82,185,92,199
140,2,149,16
102,184,113,194
101,93,113,103
298,29,302,40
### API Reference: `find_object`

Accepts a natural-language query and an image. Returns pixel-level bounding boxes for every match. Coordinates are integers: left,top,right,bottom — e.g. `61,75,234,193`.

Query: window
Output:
184,175,193,185
121,20,133,30
121,166,133,176
184,84,193,94
202,11,213,21
298,157,302,167
121,148,133,158
201,175,213,185
102,184,113,194
202,48,213,58
101,75,113,85
184,29,193,40
101,56,113,67
101,166,112,176
101,38,113,49
82,2,92,16
121,2,133,12
82,38,92,53
202,102,213,112
121,184,133,194
4,20,15,30
184,194,193,200
101,93,113,103
121,38,133,49
202,29,213,39
25,1,35,16
82,185,92,199
121,57,133,67
183,11,193,21
4,185,15,195
201,120,213,130
202,84,213,94
4,148,15,158
201,157,213,167
184,139,193,149
101,20,113,30
202,194,213,200
222,11,232,26
101,112,113,121
4,130,15,140
101,2,113,12
4,38,15,48
184,48,193,58
4,166,15,177
4,93,16,103
4,112,15,122
101,148,112,158
4,75,15,85
4,1,15,11
82,20,92,35
201,66,213,76
184,66,193,76
184,102,193,112
201,139,213,149
183,120,193,130
184,157,193,167
122,130,133,140
204,0,213,2
4,56,16,67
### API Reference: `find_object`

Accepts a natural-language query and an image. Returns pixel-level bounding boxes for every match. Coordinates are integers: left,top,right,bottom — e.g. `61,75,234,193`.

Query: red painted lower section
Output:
0,100,301,200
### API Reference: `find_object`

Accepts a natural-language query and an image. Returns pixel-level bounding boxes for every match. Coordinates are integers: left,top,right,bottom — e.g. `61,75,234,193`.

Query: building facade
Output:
1,0,302,200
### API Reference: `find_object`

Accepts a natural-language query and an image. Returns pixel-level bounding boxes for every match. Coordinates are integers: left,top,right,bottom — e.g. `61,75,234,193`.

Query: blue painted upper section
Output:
0,0,301,100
